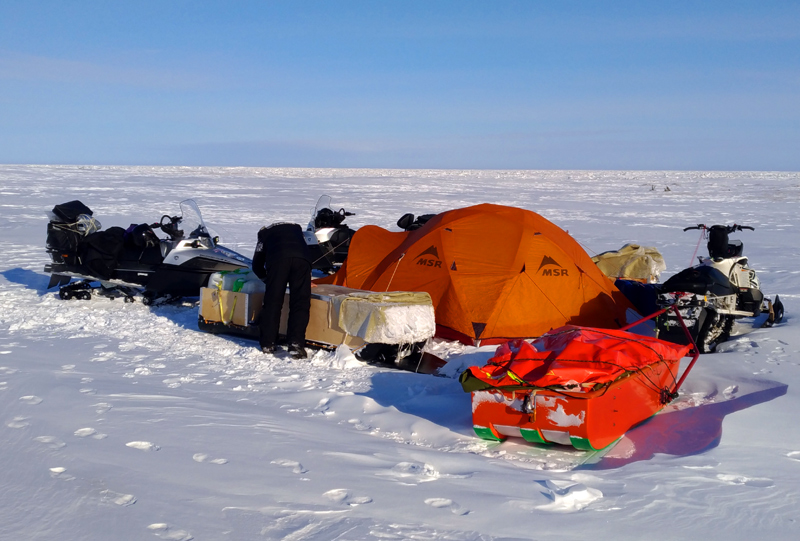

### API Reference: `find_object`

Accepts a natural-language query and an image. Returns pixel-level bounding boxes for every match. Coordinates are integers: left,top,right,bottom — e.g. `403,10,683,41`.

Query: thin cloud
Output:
0,50,212,89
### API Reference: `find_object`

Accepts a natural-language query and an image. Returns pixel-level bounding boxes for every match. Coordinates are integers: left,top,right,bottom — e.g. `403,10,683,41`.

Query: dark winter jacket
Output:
252,223,312,281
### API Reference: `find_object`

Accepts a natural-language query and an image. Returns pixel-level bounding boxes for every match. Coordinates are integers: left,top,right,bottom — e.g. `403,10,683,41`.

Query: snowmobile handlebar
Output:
155,214,182,227
683,224,755,233
155,214,184,239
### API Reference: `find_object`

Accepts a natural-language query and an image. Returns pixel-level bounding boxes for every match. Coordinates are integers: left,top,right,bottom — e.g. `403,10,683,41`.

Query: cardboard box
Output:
199,283,434,351
199,288,264,327
199,286,366,349
279,287,367,349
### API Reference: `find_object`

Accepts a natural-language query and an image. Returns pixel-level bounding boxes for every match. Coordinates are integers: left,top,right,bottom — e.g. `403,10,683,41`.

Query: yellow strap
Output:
227,295,238,323
215,283,225,324
506,370,527,385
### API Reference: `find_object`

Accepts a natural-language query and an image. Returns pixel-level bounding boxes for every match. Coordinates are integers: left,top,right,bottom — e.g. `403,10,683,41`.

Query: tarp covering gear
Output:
198,283,436,371
329,289,435,344
460,312,695,450
591,244,666,283
317,203,635,345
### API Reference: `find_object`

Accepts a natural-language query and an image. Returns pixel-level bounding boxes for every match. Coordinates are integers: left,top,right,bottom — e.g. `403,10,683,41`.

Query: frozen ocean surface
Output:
1,165,799,540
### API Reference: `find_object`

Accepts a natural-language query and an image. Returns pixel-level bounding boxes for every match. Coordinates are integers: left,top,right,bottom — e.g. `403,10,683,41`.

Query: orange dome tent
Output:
316,204,635,345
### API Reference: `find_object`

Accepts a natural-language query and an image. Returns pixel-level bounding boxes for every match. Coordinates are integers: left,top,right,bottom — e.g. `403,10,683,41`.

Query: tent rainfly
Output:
317,203,636,345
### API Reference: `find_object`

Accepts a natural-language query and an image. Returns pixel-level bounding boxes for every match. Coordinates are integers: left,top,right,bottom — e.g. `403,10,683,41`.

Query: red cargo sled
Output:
459,307,697,450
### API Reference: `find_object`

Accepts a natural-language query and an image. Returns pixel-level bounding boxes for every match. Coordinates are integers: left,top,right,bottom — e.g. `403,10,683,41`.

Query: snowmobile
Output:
656,223,783,353
396,212,436,231
305,195,357,273
44,199,251,304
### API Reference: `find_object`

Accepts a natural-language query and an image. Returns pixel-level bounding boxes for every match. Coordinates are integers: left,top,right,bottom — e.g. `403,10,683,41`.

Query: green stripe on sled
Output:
570,435,601,451
520,428,551,445
473,426,505,441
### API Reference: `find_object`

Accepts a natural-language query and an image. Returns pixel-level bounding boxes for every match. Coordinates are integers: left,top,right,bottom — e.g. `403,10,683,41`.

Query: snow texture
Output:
1,165,799,540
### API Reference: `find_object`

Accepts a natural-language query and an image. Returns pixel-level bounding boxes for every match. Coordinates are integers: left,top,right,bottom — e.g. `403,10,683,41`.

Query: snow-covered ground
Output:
1,165,799,540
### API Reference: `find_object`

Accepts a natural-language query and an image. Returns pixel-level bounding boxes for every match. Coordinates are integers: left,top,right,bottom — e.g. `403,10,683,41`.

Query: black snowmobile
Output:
45,199,251,304
305,195,357,274
303,199,439,273
396,212,436,231
655,224,783,353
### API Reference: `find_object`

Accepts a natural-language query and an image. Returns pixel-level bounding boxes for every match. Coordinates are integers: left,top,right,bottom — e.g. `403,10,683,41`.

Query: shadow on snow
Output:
583,376,788,470
362,369,788,470
1,268,52,295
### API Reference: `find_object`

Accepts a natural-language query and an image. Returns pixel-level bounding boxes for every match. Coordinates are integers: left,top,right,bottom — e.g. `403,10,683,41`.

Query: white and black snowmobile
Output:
656,224,783,353
305,195,357,273
45,199,251,304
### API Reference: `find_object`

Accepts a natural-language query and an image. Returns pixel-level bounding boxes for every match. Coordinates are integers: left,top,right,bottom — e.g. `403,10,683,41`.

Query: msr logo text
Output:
541,268,568,276
417,258,442,268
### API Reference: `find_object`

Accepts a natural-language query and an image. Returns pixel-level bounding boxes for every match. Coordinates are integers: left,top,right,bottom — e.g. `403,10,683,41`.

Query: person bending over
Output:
252,222,313,359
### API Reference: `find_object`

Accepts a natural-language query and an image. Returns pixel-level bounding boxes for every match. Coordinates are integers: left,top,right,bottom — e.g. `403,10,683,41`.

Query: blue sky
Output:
1,1,798,170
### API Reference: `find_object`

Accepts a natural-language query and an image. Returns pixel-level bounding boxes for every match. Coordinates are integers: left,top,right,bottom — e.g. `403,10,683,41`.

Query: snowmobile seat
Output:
660,265,734,297
397,213,435,231
314,207,338,229
124,223,160,250
119,224,163,265
396,213,415,230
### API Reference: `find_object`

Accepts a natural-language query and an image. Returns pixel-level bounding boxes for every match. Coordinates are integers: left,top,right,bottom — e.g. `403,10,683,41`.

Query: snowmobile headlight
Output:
196,236,213,249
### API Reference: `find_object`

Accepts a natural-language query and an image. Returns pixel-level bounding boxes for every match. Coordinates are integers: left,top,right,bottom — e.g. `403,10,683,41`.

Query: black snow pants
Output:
259,257,312,349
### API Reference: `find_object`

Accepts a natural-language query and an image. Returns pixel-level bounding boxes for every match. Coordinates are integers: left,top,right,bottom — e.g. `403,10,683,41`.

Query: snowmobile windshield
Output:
313,195,333,219
312,195,347,230
179,199,214,245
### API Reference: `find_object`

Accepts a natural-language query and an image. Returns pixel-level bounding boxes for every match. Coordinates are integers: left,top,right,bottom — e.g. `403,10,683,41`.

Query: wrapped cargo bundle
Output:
460,325,692,450
198,280,436,367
